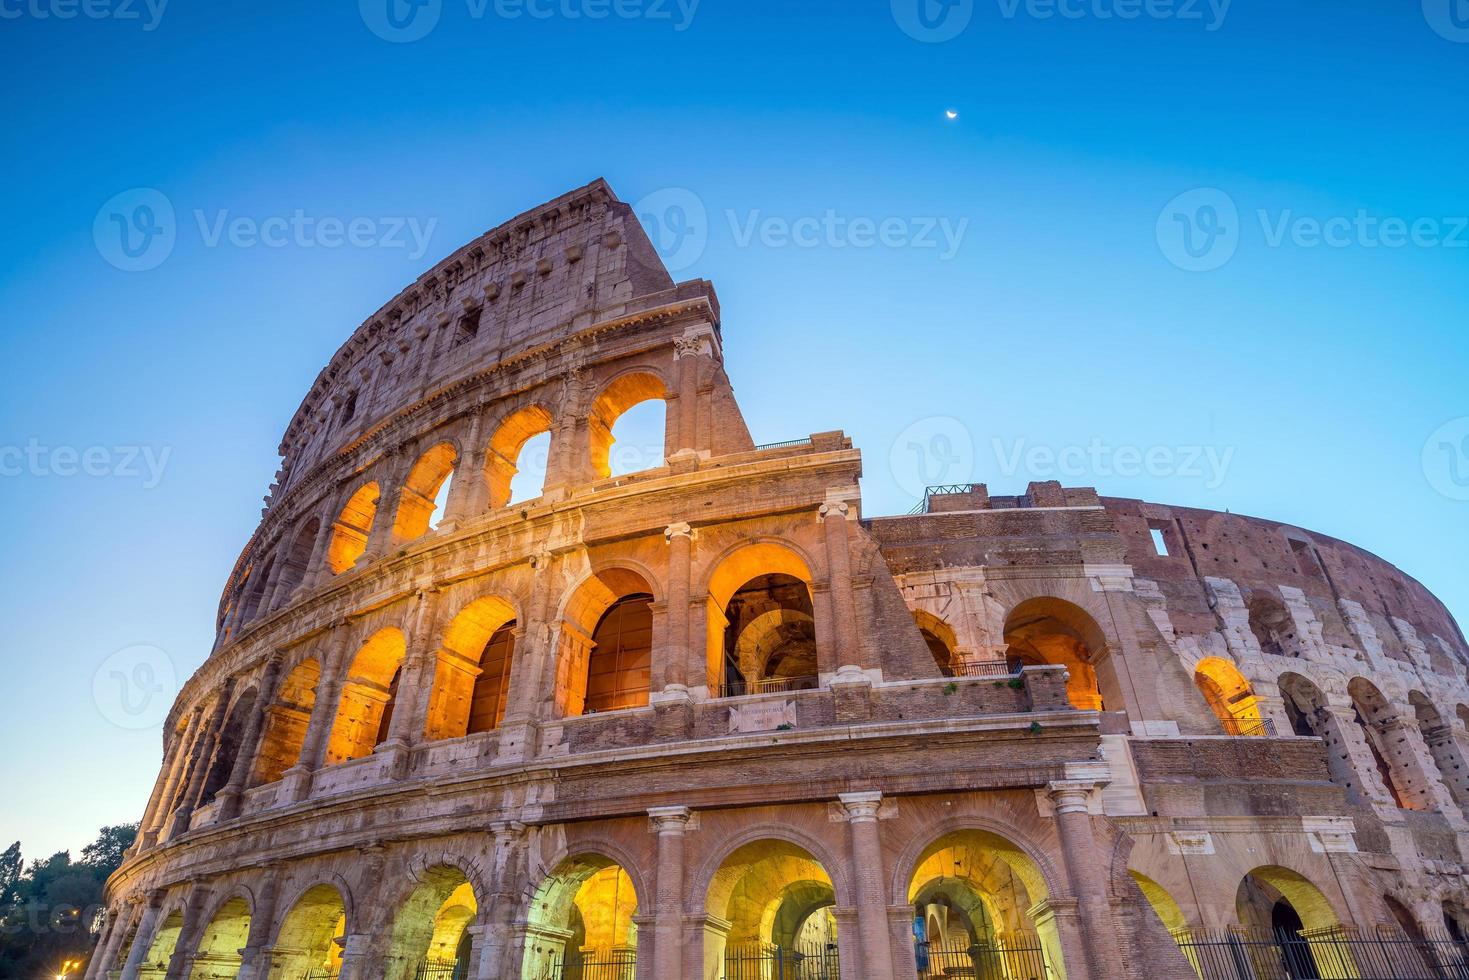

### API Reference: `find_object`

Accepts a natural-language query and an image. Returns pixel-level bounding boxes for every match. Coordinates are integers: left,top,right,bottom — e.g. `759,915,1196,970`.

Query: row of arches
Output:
223,372,673,636
116,825,1069,980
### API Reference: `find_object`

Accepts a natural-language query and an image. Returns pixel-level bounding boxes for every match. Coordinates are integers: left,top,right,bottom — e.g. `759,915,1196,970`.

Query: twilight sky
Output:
0,0,1466,861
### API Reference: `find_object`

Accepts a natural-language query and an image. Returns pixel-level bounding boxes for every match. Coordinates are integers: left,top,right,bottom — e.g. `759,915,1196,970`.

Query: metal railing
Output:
301,968,341,980
724,941,839,979
948,660,1020,680
916,934,1053,979
412,958,467,980
549,949,637,980
1234,717,1278,738
1172,926,1469,979
755,438,812,451
718,675,820,698
908,483,986,515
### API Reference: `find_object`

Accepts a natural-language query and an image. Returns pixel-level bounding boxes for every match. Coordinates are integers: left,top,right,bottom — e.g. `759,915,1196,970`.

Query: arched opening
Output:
1131,871,1188,935
1411,691,1468,811
268,883,346,980
327,482,380,574
189,896,250,979
913,611,962,678
1003,598,1108,711
590,372,669,479
706,839,840,976
487,405,553,508
1194,658,1266,736
706,543,818,698
906,829,1062,980
252,659,319,786
198,690,258,809
386,866,477,980
136,909,183,978
326,628,407,765
394,442,458,541
237,557,275,626
1248,593,1297,658
1348,677,1413,809
270,516,321,609
1235,867,1345,978
522,855,639,979
557,568,656,716
425,595,519,741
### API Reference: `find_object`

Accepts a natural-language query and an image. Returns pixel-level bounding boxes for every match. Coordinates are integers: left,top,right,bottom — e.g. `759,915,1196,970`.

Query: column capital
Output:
819,500,850,521
648,806,694,834
490,819,527,843
664,522,694,542
1046,780,1098,815
837,791,883,823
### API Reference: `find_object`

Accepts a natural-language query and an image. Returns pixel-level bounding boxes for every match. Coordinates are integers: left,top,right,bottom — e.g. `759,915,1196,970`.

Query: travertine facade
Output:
93,181,1469,980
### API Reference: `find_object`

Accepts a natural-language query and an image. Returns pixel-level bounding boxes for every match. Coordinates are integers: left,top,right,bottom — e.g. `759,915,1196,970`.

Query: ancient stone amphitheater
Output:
93,180,1469,980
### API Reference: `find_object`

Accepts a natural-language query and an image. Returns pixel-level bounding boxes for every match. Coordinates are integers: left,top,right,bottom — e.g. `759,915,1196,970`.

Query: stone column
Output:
673,337,703,453
216,654,285,820
440,409,488,530
649,807,693,980
86,903,131,980
302,497,342,591
1423,721,1469,815
475,821,528,980
118,891,165,980
1046,780,1118,980
168,682,235,837
497,552,560,762
360,452,405,564
337,932,378,980
820,501,862,672
837,793,895,980
236,869,281,980
661,523,693,693
378,590,441,778
163,886,212,980
134,729,186,850
1318,705,1398,807
1378,715,1460,816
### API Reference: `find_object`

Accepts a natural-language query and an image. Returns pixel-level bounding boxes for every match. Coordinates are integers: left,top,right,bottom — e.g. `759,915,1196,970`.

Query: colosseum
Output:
91,179,1469,980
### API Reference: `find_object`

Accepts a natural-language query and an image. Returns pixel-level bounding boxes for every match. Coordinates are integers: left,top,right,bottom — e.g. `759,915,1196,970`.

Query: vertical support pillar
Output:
216,653,285,820
378,590,441,778
118,891,165,980
86,903,130,980
440,407,487,531
236,869,281,980
661,523,693,693
281,627,352,802
143,707,203,847
1318,705,1398,807
820,500,862,672
134,732,183,849
1047,780,1120,980
302,496,342,591
497,552,560,763
475,821,528,980
673,337,702,454
837,793,895,980
163,886,212,980
649,807,692,980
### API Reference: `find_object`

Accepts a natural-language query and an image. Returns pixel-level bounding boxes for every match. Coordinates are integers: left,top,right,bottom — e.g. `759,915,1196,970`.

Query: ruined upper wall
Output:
272,179,677,498
1104,496,1469,673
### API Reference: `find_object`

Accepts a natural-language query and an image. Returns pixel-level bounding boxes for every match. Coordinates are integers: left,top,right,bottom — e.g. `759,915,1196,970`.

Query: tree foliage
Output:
0,823,137,977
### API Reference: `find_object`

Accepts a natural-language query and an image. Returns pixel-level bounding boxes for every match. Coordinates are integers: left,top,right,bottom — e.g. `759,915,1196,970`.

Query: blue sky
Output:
1,0,1466,859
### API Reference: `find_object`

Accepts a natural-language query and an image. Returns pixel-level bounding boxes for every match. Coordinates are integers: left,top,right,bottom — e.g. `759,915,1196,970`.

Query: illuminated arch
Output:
393,442,458,541
425,594,520,741
1194,657,1265,735
556,566,658,716
705,838,840,967
268,882,348,980
1003,597,1108,711
704,541,818,695
252,658,320,786
137,907,185,975
522,853,642,979
486,404,553,509
913,609,961,676
327,482,380,574
1236,865,1345,935
589,371,669,479
270,516,321,609
1131,871,1188,934
198,688,258,808
190,893,252,979
326,628,407,765
384,864,479,980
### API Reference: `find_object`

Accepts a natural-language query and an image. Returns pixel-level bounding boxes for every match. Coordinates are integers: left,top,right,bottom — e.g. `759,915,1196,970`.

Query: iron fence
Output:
1173,927,1469,979
723,941,840,979
909,484,987,515
948,661,1019,680
1233,718,1278,738
301,969,340,980
718,675,820,698
547,948,637,980
412,958,467,980
915,934,1053,979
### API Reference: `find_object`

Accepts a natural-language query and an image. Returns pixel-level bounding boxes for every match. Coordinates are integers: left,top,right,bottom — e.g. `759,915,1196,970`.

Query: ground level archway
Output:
522,854,640,979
